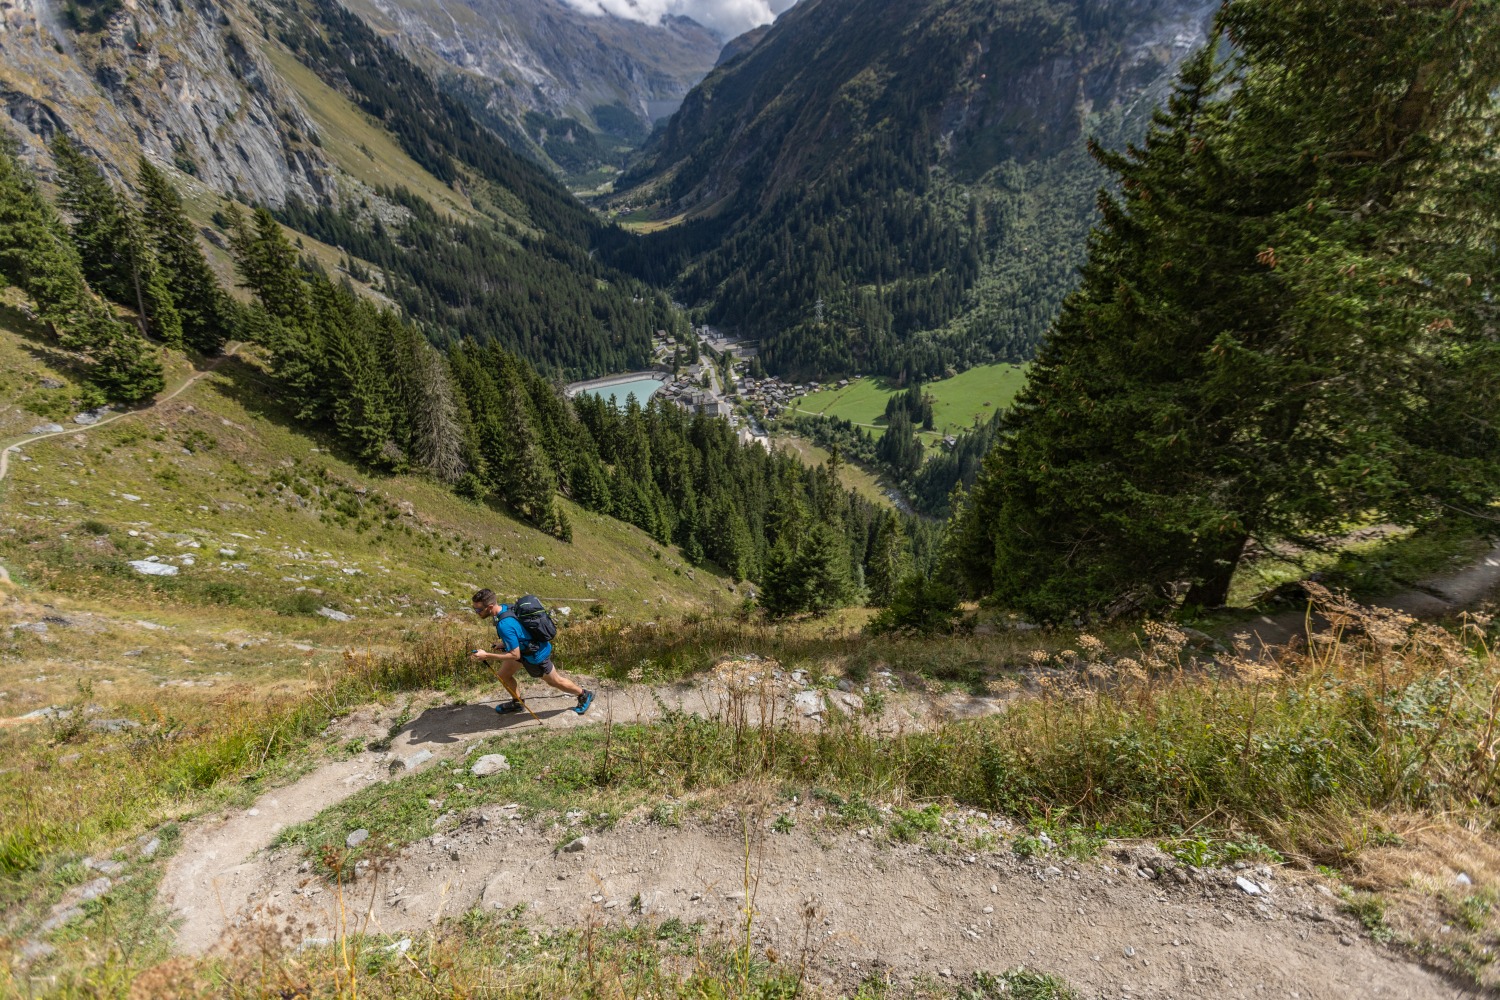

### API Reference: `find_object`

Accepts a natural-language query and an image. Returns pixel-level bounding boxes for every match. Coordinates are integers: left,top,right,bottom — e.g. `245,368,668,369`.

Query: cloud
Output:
558,0,798,40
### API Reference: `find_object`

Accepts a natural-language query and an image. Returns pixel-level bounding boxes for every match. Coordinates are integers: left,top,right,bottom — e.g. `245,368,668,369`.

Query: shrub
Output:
866,573,962,635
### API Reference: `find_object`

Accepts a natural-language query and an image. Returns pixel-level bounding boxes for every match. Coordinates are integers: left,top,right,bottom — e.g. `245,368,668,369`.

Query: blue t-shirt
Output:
495,605,552,664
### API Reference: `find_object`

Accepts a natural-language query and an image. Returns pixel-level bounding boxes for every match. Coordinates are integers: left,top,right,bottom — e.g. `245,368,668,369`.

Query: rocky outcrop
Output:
0,0,333,205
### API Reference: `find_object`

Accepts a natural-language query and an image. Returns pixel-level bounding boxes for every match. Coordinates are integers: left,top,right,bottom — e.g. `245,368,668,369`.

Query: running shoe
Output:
574,690,595,715
495,699,524,715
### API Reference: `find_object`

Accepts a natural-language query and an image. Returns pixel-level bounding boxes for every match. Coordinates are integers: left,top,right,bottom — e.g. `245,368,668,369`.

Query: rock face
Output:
0,0,333,204
347,0,721,140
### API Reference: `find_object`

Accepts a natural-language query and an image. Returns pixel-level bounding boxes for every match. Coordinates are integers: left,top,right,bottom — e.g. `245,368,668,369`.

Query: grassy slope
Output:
0,310,732,714
258,40,478,221
793,362,1029,445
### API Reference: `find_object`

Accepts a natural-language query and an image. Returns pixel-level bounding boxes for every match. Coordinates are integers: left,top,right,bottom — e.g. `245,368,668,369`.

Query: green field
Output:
791,362,1029,443
773,434,894,508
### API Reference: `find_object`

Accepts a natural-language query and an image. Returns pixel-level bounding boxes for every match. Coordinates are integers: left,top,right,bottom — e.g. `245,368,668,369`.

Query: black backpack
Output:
503,594,557,655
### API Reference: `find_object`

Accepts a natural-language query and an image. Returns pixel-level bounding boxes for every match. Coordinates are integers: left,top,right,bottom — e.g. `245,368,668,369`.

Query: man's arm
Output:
471,644,522,661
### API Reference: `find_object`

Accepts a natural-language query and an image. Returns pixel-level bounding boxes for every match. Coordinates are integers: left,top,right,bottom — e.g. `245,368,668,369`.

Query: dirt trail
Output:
1242,539,1500,654
158,679,1468,998
159,675,974,953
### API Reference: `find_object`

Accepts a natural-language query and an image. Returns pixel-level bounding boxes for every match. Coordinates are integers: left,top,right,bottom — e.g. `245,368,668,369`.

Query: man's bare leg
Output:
496,661,524,704
543,666,584,697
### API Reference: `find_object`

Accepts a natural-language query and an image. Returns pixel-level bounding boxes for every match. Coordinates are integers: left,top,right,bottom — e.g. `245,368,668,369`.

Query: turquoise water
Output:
583,377,665,408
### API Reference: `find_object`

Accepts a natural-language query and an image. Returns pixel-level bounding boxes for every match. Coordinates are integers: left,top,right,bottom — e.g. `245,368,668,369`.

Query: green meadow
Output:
792,362,1029,442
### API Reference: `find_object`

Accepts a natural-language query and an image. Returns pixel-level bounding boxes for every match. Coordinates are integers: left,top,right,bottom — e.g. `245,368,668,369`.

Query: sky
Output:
557,0,798,40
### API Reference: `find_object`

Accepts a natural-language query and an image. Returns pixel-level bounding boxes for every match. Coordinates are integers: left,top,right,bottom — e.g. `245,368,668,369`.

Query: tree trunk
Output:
1184,531,1249,610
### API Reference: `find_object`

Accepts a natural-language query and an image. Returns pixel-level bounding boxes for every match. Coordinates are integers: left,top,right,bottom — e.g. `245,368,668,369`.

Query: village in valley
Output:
569,326,865,454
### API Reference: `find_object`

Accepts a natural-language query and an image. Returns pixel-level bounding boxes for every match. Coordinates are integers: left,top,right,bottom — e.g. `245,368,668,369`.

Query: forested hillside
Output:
611,0,1213,380
0,137,930,615
0,0,689,379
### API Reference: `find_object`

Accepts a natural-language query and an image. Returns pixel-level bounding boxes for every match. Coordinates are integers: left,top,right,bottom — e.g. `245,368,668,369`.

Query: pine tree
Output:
88,314,166,403
229,206,311,327
760,537,809,617
52,136,182,346
865,513,908,607
955,5,1500,620
408,342,468,482
0,142,92,337
0,142,164,400
138,158,231,354
799,521,855,614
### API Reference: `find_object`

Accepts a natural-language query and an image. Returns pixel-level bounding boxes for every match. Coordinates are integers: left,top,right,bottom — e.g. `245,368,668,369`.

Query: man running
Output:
469,589,594,715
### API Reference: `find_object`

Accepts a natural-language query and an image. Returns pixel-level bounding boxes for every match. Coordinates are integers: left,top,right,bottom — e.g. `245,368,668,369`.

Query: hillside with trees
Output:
610,0,1214,380
949,0,1500,620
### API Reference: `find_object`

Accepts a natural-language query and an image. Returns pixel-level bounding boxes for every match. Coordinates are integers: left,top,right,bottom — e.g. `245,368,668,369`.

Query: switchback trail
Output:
157,681,1462,999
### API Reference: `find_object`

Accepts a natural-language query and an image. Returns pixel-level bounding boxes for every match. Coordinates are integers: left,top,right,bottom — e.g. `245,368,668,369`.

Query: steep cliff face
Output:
343,0,720,171
0,0,334,204
610,0,1219,379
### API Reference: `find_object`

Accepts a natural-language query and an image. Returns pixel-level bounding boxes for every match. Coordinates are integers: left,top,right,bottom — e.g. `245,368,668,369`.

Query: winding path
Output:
0,344,240,587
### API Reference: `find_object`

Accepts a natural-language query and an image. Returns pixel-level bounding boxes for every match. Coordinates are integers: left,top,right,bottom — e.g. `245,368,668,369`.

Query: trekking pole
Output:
497,669,544,726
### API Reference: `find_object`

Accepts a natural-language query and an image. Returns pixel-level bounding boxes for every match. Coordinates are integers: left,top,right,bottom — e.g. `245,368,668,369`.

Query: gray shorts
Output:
522,658,555,679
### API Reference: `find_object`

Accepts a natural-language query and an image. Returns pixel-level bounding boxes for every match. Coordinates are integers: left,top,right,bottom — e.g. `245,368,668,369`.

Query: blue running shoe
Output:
574,690,595,715
495,699,524,715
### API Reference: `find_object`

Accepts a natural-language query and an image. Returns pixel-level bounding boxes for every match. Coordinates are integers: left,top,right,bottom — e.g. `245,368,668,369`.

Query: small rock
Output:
385,938,411,954
793,690,823,716
40,906,83,932
1339,934,1354,946
471,753,510,776
561,836,589,853
89,718,140,733
1235,876,1262,896
28,424,65,434
219,548,238,557
139,837,161,859
1124,946,1136,958
317,607,354,622
84,857,126,876
1457,872,1474,886
402,750,433,770
982,905,994,914
73,877,112,904
39,377,64,389
346,829,370,848
120,493,140,502
128,560,178,577
1043,866,1063,878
